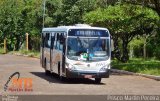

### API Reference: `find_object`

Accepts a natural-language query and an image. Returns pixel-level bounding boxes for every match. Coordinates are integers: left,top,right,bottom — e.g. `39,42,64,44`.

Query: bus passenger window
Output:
51,35,55,49
58,33,64,51
54,34,57,48
45,33,50,48
48,35,51,48
55,33,60,49
44,33,51,48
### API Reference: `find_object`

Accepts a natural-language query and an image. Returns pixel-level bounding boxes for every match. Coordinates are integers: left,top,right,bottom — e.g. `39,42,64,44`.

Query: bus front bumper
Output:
66,69,110,78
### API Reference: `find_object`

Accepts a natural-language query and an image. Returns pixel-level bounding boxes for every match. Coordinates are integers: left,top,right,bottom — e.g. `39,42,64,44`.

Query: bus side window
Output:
48,33,51,48
56,33,60,50
55,33,64,51
51,33,55,49
44,33,47,48
59,33,64,51
44,33,50,48
54,33,57,49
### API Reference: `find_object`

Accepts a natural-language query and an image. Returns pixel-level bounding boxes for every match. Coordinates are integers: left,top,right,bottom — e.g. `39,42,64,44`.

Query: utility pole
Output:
43,0,46,28
26,33,29,51
4,38,7,53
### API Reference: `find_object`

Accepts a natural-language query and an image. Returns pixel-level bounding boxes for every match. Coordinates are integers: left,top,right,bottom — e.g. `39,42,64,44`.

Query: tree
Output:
0,0,43,51
83,4,159,62
58,0,97,25
21,0,43,50
123,0,160,16
122,0,160,59
43,0,63,27
0,0,24,50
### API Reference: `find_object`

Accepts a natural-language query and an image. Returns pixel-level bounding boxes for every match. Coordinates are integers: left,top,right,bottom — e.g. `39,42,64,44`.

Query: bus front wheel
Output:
95,78,101,84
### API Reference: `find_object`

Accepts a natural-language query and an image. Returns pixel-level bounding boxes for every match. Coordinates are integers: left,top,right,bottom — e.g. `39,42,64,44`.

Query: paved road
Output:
0,54,160,95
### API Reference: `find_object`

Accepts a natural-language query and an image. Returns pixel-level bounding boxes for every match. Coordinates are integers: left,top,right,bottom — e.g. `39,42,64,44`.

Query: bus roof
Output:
42,24,109,32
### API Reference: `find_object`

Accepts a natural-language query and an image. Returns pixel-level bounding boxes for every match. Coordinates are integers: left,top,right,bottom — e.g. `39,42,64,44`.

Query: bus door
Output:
52,33,60,74
59,33,66,74
44,33,51,70
52,33,65,75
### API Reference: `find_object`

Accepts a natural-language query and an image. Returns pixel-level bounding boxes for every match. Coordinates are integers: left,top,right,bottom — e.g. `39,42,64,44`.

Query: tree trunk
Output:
129,45,134,58
113,36,121,60
15,35,20,51
143,37,147,59
121,38,129,63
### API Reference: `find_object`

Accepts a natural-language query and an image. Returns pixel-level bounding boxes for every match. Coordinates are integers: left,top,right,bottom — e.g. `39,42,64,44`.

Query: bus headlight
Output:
66,63,77,71
99,65,109,72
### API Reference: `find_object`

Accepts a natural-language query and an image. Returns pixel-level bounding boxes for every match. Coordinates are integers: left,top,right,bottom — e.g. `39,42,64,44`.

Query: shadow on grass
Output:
30,72,105,85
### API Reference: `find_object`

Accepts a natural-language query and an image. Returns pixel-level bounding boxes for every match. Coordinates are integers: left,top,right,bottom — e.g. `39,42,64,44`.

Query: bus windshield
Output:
67,37,110,61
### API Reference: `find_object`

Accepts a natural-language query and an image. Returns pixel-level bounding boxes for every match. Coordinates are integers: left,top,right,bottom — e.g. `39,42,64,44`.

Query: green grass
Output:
9,50,40,58
0,47,5,54
112,58,160,76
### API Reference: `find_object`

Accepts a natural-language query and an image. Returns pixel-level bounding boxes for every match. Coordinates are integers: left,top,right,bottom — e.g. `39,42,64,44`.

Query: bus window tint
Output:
67,38,109,61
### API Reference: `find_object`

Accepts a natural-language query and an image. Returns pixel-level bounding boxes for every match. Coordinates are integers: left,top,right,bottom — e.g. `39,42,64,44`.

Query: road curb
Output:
111,69,160,81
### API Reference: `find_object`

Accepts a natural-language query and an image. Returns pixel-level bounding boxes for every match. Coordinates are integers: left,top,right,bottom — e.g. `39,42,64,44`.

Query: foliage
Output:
57,0,97,25
123,0,160,16
0,0,160,63
0,0,42,51
83,3,159,62
147,30,160,59
129,37,144,48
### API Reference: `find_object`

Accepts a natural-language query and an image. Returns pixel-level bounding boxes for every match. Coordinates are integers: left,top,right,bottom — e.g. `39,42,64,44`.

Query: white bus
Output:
40,24,111,83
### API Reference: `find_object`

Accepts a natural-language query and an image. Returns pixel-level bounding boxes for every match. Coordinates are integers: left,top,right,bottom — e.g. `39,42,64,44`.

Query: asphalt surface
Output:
0,54,160,95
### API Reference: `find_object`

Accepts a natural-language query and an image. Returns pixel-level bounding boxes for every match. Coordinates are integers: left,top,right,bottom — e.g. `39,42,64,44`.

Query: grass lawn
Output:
112,58,160,76
9,50,40,58
0,48,5,54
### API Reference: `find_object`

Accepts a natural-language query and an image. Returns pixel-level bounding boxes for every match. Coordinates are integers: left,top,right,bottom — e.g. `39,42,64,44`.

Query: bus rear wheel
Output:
95,78,101,84
45,70,50,76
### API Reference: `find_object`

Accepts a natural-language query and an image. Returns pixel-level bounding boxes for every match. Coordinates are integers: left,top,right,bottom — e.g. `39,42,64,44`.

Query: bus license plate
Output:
84,75,92,78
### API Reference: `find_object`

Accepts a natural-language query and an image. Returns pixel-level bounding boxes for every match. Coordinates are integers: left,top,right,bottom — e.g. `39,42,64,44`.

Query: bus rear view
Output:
41,24,111,83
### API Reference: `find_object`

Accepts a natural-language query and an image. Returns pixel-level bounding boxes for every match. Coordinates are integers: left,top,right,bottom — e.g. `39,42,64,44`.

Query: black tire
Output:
58,62,60,76
106,70,110,78
60,76,66,82
95,78,101,84
45,70,50,76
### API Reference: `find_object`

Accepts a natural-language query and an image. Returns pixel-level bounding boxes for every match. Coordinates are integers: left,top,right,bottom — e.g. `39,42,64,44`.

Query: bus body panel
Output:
65,57,110,78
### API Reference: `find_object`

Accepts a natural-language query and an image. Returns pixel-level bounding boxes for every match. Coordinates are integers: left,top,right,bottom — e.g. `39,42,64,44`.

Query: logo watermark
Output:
8,77,33,92
107,95,160,101
2,95,18,101
1,72,33,101
4,72,33,92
